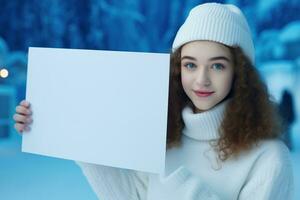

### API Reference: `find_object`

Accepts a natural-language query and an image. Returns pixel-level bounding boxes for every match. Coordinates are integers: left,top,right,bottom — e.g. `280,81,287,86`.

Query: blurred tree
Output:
0,0,298,55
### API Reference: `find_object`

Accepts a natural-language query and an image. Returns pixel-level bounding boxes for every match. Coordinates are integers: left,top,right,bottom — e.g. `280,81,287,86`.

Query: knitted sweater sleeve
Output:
150,142,293,200
76,161,149,200
238,142,294,200
152,166,221,200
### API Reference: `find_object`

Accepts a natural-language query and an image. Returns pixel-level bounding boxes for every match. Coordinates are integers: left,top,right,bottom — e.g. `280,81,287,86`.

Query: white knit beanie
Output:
172,2,255,64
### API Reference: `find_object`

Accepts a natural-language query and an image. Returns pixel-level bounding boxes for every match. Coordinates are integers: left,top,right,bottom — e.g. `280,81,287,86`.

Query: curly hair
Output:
166,45,283,161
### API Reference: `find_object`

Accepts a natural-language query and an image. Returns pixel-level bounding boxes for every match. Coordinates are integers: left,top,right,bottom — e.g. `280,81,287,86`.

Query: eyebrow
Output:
181,56,231,62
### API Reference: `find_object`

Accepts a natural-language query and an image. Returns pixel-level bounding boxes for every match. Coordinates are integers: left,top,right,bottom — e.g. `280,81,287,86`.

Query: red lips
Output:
194,90,215,97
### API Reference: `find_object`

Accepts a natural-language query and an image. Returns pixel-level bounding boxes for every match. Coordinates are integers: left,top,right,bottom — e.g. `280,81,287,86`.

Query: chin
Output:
193,102,216,112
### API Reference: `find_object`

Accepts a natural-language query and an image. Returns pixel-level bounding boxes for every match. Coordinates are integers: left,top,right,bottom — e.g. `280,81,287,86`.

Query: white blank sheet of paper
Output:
22,47,170,174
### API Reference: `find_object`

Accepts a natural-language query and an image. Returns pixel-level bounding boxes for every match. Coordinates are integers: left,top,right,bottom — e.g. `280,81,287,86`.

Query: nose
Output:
195,67,211,86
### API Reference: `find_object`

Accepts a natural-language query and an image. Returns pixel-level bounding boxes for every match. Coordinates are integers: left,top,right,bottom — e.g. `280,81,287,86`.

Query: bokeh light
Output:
0,68,9,78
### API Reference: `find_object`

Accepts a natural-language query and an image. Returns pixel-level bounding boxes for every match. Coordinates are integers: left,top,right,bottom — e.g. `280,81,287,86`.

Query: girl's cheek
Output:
181,77,192,94
181,76,189,87
181,72,190,83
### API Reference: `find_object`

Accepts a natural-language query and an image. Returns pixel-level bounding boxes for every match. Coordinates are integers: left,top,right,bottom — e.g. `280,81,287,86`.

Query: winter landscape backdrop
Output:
0,0,299,199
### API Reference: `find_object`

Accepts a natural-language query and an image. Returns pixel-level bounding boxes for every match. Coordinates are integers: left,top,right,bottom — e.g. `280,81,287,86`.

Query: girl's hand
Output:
13,100,33,133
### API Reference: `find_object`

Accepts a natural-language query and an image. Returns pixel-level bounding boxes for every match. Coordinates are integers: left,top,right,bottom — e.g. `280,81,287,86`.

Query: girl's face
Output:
181,40,234,113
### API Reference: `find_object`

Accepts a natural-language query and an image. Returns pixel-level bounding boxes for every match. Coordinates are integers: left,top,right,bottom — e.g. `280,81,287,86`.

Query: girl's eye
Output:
183,63,196,70
211,63,225,70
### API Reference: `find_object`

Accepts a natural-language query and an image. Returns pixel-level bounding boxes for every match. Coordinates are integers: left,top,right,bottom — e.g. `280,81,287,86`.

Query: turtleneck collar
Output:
182,99,230,141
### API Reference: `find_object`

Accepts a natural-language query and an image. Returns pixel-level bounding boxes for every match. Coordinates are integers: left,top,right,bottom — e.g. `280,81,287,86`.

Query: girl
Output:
14,2,294,200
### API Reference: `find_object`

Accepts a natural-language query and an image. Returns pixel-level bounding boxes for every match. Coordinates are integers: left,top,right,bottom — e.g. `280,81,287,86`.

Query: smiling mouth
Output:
194,91,215,97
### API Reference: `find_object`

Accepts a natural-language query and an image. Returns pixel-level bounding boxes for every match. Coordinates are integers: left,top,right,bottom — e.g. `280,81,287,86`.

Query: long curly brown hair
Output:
166,44,283,161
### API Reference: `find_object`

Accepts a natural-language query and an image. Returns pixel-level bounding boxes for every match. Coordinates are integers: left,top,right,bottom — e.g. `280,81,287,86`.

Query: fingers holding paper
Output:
13,100,33,133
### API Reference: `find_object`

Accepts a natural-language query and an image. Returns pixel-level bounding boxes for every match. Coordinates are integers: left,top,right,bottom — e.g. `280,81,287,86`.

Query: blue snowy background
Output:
0,0,299,199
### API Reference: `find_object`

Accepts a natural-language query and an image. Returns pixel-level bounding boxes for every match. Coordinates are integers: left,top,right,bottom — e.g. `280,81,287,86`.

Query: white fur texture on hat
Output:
172,2,255,64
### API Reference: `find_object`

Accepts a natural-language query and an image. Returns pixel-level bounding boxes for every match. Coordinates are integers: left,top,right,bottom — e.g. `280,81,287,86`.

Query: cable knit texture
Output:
77,100,294,200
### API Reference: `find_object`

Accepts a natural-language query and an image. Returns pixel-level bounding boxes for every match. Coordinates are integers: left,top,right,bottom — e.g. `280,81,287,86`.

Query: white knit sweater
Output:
77,100,294,200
